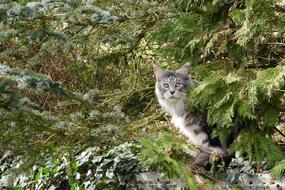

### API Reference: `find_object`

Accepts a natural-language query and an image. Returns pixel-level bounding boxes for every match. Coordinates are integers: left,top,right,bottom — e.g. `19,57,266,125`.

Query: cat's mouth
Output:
167,96,178,100
163,94,180,101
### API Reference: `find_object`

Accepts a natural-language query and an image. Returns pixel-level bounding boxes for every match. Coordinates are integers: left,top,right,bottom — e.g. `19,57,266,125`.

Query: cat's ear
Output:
153,64,166,80
176,63,190,76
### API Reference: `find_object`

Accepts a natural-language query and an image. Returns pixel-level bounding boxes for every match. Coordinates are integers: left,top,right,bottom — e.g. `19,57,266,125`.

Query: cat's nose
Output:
170,91,175,95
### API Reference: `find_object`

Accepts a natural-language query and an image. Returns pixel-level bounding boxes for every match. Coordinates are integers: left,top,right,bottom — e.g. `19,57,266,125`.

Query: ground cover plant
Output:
0,0,285,189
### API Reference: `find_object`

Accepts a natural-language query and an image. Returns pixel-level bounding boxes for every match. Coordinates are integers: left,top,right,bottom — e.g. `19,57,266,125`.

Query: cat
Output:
153,63,227,167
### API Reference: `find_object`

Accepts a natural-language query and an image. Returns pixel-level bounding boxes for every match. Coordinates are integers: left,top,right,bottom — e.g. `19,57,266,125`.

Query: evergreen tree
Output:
0,0,285,189
151,0,285,175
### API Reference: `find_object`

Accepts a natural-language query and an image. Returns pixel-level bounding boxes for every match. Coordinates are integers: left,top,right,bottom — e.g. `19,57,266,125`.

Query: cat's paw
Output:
210,147,226,157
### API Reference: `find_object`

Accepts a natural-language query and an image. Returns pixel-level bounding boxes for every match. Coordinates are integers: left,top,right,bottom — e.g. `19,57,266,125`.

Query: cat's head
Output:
153,64,196,102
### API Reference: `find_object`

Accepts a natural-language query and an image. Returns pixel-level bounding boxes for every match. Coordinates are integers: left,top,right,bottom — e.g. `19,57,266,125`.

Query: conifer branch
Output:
273,126,285,139
267,42,285,46
275,4,285,13
273,89,285,93
245,63,278,69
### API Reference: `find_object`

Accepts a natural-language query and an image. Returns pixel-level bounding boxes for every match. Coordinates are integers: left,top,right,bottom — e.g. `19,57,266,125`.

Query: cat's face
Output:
153,64,195,102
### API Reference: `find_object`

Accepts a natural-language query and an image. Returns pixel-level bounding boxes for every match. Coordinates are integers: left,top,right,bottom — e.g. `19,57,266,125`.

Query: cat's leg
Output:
191,147,232,171
191,152,210,168
208,146,226,156
198,142,227,157
190,146,226,170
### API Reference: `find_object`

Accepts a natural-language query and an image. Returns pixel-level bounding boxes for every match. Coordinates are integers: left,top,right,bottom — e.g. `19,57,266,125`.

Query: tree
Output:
151,0,285,175
0,0,285,189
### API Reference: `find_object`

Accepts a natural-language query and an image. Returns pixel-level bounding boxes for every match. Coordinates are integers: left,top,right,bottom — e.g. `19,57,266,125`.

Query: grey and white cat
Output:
153,64,226,166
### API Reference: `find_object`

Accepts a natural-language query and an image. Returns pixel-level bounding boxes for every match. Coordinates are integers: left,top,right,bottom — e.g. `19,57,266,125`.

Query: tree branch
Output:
273,126,285,139
275,4,285,13
273,89,285,93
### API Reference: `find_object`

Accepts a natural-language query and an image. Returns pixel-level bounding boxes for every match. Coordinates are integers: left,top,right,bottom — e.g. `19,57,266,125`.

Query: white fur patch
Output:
171,115,208,147
155,84,225,155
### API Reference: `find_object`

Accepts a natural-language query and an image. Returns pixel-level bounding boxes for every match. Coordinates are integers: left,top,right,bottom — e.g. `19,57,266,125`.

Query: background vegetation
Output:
0,0,285,189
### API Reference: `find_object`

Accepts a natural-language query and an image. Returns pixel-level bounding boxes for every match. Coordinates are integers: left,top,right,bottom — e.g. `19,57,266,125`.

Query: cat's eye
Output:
163,83,169,88
175,83,183,88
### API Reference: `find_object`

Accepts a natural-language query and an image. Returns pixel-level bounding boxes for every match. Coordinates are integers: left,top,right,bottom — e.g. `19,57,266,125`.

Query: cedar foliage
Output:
151,0,285,166
0,0,285,189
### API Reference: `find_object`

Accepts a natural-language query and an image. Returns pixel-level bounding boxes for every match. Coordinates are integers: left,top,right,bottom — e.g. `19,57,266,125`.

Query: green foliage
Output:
229,130,283,165
0,0,163,188
0,143,142,189
138,133,197,190
151,0,285,166
1,140,199,189
271,159,285,178
1,0,285,189
232,0,276,48
0,0,159,163
187,65,284,131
